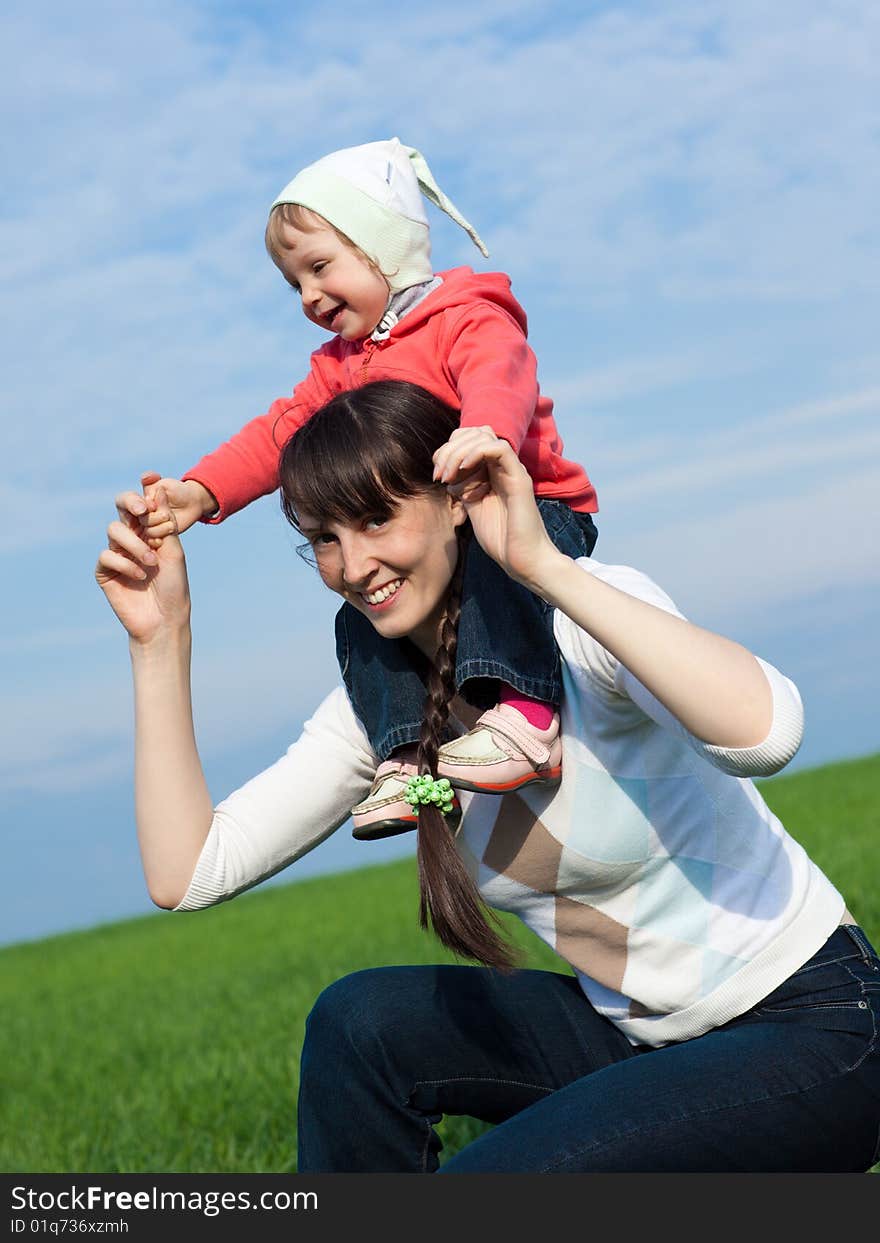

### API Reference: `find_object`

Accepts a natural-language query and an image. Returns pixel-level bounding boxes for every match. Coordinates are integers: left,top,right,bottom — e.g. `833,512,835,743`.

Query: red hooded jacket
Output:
183,267,597,519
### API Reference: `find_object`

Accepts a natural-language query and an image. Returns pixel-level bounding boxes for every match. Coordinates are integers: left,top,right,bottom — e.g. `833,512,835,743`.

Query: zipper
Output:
360,338,378,377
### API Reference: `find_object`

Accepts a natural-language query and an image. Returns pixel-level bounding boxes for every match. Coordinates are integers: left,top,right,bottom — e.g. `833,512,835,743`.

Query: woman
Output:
97,380,880,1173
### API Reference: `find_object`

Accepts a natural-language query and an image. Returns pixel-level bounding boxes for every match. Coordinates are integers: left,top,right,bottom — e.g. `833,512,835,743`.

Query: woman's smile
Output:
361,578,404,607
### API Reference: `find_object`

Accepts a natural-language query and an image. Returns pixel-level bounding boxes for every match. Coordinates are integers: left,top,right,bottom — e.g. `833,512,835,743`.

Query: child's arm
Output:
178,395,292,525
443,301,598,511
119,357,335,544
445,302,540,457
178,364,334,525
116,401,291,544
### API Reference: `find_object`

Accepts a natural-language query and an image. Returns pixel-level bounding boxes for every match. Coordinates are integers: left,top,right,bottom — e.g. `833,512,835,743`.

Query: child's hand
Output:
127,473,218,547
432,427,493,495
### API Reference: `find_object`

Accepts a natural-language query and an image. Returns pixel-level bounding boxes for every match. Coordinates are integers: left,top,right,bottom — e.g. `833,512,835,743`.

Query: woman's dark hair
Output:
279,380,517,971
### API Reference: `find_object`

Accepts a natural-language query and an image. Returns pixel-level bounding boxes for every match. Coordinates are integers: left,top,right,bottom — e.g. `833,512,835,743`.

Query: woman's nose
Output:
339,534,378,589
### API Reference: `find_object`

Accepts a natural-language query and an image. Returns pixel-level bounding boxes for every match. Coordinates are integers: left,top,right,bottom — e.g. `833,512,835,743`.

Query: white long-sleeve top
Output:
175,559,845,1047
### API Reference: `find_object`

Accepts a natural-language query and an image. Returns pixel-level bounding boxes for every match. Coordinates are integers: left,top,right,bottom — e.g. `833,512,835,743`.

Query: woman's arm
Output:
176,687,376,911
130,630,215,908
436,430,775,752
96,492,215,908
537,555,772,749
97,488,378,912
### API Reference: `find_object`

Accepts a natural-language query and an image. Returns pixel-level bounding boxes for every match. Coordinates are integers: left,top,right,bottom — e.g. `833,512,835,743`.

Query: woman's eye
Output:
364,516,388,531
311,532,337,548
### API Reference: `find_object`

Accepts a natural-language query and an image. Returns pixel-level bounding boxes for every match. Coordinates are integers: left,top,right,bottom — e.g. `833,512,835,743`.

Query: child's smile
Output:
323,304,346,331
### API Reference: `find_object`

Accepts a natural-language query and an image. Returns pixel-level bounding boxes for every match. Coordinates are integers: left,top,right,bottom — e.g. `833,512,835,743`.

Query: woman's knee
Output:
303,966,432,1060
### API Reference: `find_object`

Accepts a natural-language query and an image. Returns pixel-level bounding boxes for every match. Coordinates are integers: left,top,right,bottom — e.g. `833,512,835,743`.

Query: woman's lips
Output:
362,579,403,610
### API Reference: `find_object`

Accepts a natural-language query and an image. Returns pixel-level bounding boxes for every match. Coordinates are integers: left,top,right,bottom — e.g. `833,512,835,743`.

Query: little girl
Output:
131,137,599,838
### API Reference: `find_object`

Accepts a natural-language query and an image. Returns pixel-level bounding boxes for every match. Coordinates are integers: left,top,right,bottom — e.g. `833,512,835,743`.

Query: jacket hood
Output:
389,266,528,337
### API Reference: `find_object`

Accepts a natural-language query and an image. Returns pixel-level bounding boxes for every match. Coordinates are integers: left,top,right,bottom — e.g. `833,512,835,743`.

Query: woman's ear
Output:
448,493,468,528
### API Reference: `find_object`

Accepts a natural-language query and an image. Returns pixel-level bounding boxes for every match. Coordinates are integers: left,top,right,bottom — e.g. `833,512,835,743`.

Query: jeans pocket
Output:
753,959,866,1015
749,959,878,1079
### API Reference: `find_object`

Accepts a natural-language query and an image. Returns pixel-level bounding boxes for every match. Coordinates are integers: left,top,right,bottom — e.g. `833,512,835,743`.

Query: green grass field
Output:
3,753,878,1173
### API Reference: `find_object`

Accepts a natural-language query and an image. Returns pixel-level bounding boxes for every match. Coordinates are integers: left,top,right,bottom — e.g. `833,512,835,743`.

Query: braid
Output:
415,527,518,972
415,535,464,781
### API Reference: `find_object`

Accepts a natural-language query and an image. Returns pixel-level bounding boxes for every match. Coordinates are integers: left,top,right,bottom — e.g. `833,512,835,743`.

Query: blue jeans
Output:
296,924,880,1172
335,501,599,759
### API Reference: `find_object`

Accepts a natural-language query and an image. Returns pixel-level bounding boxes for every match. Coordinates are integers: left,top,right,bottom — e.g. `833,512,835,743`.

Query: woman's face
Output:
296,490,468,658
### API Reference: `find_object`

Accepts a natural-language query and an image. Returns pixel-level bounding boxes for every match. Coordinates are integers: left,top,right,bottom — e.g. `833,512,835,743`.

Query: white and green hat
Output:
269,137,488,292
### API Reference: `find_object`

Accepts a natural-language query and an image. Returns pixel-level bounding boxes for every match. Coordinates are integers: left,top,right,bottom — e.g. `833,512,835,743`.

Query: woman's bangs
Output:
285,431,421,530
279,381,461,535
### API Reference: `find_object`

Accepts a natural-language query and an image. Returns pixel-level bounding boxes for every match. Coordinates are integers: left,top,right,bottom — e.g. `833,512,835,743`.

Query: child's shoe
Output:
351,749,462,841
437,704,562,794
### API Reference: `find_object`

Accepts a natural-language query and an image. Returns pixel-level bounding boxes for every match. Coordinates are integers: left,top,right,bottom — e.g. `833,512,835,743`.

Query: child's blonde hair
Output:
264,203,385,283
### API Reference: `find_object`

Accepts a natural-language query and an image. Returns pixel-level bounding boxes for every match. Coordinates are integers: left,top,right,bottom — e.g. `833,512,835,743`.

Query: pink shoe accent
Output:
437,704,563,794
498,684,556,731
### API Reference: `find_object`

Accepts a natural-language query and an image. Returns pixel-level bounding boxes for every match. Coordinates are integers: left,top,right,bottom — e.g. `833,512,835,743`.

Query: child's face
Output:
274,217,390,341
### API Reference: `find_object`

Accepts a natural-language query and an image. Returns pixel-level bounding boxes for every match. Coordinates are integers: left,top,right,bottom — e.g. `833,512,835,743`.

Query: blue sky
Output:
1,0,878,946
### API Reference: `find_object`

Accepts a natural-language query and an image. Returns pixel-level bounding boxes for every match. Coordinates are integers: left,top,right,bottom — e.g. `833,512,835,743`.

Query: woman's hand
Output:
96,486,191,646
433,427,565,595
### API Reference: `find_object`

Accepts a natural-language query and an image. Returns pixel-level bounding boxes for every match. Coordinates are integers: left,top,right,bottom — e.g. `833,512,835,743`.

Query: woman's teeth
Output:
363,579,402,605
